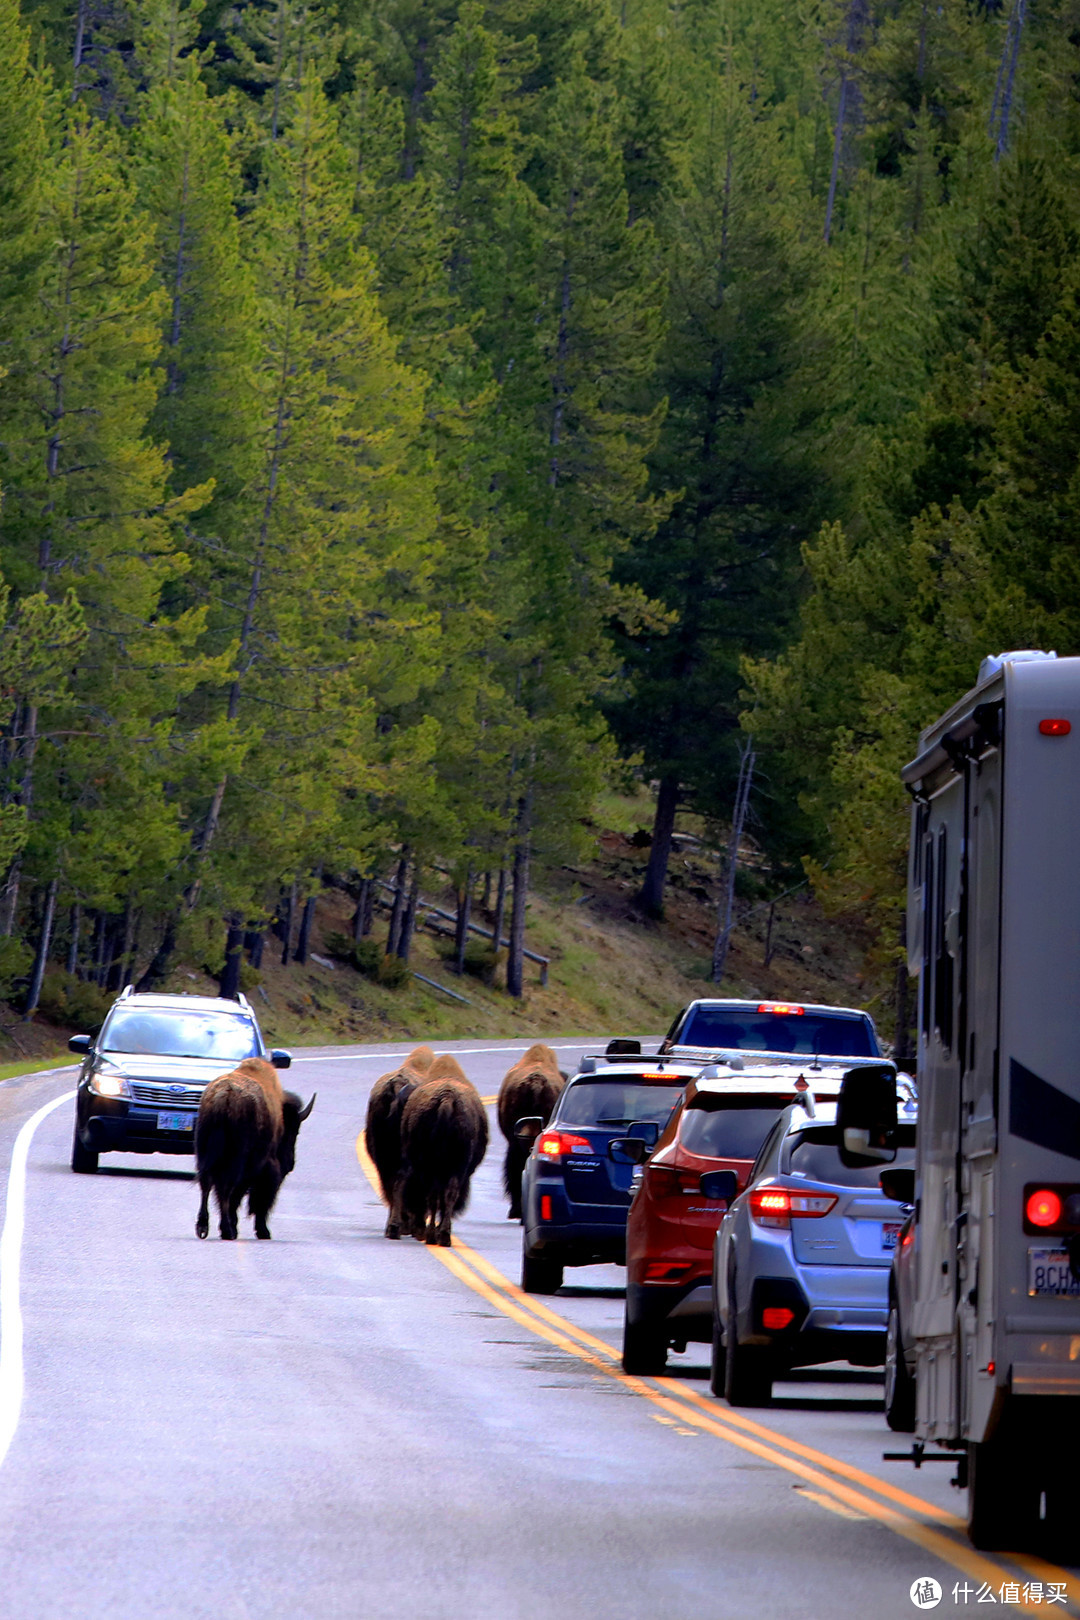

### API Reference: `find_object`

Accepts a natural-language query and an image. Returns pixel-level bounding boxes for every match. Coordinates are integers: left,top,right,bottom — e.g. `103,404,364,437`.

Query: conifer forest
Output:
0,0,1077,1030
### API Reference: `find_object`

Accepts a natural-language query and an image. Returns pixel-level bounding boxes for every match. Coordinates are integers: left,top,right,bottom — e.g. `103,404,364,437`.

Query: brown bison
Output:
364,1044,436,1238
194,1057,315,1240
392,1055,488,1246
497,1043,566,1220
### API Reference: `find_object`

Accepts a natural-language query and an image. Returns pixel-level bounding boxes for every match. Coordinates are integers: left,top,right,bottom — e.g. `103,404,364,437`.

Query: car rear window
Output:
556,1079,684,1130
679,1008,876,1058
786,1126,916,1188
678,1097,791,1160
101,1009,261,1061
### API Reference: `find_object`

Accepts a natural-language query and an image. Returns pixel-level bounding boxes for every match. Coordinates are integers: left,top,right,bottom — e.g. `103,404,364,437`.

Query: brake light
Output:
1026,1188,1063,1228
646,1164,703,1198
540,1196,552,1221
762,1307,795,1330
748,1187,838,1228
1038,718,1071,736
536,1131,595,1161
758,1003,803,1015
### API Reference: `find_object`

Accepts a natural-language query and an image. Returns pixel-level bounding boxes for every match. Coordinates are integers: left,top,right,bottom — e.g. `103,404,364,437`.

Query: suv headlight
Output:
90,1062,133,1099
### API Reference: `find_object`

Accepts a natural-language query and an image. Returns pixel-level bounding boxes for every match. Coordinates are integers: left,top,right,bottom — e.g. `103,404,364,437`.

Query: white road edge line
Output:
0,1089,76,1472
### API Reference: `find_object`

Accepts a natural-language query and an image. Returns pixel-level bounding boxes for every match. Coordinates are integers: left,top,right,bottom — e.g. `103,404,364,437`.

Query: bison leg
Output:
248,1162,281,1239
387,1170,408,1240
195,1177,211,1240
219,1185,241,1240
503,1141,527,1221
433,1178,461,1246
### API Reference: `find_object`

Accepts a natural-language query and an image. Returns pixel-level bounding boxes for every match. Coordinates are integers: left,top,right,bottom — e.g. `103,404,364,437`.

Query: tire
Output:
883,1300,916,1432
709,1313,727,1398
521,1249,563,1295
724,1314,773,1407
622,1312,667,1375
70,1126,98,1174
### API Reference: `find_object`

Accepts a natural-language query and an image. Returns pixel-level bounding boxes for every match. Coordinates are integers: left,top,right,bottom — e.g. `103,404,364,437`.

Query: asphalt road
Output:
0,1039,1077,1620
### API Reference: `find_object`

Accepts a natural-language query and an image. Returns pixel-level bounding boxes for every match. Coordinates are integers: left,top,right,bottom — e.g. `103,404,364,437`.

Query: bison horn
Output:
298,1092,316,1121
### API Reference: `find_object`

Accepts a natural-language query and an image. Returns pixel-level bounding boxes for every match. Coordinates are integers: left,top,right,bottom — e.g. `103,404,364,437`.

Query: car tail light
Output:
758,1002,804,1015
536,1131,594,1161
748,1187,838,1228
540,1196,552,1221
646,1164,702,1198
762,1306,795,1330
643,1261,692,1282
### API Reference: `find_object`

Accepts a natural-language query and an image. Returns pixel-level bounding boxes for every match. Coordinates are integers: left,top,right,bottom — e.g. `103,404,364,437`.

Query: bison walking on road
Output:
364,1044,436,1238
497,1044,565,1220
393,1056,488,1246
195,1057,315,1240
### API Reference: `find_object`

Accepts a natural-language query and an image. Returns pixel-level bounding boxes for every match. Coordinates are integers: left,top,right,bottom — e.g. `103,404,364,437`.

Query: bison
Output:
392,1055,488,1246
364,1044,436,1238
194,1057,315,1240
497,1043,566,1219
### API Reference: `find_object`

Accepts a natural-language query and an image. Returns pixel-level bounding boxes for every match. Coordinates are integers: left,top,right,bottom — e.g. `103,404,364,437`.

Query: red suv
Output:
621,1062,849,1373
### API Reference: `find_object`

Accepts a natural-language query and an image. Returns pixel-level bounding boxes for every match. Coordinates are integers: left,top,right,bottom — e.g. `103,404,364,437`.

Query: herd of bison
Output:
192,1043,567,1243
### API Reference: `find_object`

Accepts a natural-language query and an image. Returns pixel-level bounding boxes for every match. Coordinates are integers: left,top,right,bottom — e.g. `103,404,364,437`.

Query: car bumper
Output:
522,1178,629,1266
81,1108,197,1155
734,1237,890,1366
627,1280,713,1342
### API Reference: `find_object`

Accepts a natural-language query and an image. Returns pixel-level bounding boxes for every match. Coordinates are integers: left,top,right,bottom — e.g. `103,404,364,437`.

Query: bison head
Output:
278,1091,316,1177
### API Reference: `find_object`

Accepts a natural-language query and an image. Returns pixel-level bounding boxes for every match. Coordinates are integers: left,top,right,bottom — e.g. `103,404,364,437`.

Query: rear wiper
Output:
597,1117,632,1126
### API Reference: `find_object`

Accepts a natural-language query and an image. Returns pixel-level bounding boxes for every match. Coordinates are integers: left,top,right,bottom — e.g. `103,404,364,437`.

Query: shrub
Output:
0,936,31,1003
461,939,501,985
238,962,262,991
354,938,382,976
34,969,111,1033
323,931,358,965
376,952,411,989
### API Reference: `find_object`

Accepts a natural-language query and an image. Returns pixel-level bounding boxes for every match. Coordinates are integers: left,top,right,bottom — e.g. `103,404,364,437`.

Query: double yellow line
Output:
354,1132,1079,1614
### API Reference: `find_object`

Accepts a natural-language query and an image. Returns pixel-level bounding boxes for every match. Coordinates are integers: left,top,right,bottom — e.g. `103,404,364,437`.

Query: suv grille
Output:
130,1081,204,1107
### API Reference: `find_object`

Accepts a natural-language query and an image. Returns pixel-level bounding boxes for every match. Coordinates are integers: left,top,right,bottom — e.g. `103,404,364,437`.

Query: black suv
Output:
70,988,291,1172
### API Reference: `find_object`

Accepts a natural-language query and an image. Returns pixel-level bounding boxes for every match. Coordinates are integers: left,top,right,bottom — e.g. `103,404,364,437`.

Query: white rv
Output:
895,649,1080,1549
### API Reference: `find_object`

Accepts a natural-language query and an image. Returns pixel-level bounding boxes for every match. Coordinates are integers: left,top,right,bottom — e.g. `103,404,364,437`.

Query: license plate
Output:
882,1222,902,1250
1028,1248,1080,1297
157,1111,193,1132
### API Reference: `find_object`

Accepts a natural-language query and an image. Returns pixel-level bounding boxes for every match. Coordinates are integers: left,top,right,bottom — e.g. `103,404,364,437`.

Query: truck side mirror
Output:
609,1136,648,1165
514,1115,544,1143
879,1167,915,1206
837,1062,898,1168
699,1169,738,1204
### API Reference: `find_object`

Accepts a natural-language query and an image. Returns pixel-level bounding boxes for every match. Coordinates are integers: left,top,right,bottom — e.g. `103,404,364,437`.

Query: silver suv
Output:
69,988,291,1173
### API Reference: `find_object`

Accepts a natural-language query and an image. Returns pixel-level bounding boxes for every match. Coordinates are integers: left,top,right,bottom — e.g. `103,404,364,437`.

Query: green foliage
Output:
376,951,412,988
0,936,31,1002
34,969,111,1032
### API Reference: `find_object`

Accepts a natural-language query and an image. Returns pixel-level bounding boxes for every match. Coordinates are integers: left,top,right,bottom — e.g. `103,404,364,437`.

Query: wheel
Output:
724,1314,773,1406
521,1249,563,1294
709,1312,727,1398
70,1127,98,1174
622,1312,667,1375
884,1300,915,1432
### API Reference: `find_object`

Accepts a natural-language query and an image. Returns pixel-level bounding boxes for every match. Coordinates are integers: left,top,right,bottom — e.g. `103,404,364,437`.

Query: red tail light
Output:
1038,718,1071,736
748,1187,838,1228
646,1164,703,1198
536,1131,594,1161
758,1002,804,1015
540,1196,552,1221
1026,1188,1063,1228
762,1307,795,1330
643,1261,692,1282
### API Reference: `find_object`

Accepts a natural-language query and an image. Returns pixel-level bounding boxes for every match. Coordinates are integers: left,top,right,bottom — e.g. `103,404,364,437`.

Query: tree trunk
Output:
280,883,297,967
637,774,679,918
135,912,177,993
24,876,58,1019
386,850,410,957
96,915,114,987
295,889,317,966
482,870,492,910
763,901,776,969
397,865,421,962
353,877,373,941
492,861,508,952
454,868,473,974
712,739,755,983
0,865,20,938
66,903,81,976
244,928,264,969
507,790,533,999
219,916,245,1001
107,899,135,991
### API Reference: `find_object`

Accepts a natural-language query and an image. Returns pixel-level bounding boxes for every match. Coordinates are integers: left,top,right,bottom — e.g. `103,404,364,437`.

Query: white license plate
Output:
882,1222,902,1250
157,1111,193,1132
1028,1248,1080,1297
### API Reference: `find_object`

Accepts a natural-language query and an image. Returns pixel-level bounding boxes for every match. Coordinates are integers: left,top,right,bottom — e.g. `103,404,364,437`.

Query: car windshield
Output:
679,1097,791,1160
679,1008,876,1057
787,1126,916,1189
557,1080,684,1130
101,1009,260,1061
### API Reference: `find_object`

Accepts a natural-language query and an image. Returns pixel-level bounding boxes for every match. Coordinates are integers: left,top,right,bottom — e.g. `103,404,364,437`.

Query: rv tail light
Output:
758,1003,804,1015
1038,718,1071,736
762,1306,795,1330
987,1361,995,1375
1026,1188,1063,1228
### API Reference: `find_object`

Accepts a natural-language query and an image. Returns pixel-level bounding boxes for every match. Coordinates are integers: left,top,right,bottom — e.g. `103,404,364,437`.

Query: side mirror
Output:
837,1062,898,1168
609,1136,648,1165
514,1115,544,1143
699,1169,738,1205
68,1034,92,1056
879,1167,915,1206
270,1049,292,1069
605,1038,642,1057
627,1120,660,1147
